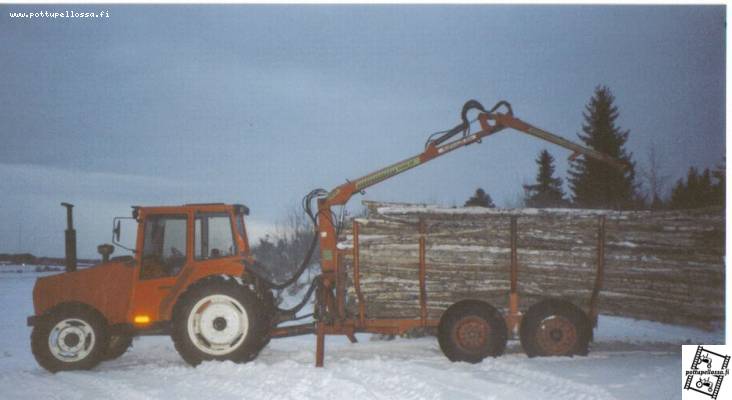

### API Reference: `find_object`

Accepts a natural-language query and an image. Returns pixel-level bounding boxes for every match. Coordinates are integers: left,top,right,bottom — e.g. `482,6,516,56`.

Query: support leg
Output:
346,333,358,343
315,323,325,367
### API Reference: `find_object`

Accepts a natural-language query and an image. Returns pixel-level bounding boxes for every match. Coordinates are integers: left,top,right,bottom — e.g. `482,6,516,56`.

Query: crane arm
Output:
323,99,626,208
489,112,627,170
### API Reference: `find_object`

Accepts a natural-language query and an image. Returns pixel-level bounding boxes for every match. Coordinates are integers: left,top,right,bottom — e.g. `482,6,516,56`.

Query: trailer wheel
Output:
437,300,507,363
520,299,591,357
171,276,268,366
30,303,109,372
102,334,133,361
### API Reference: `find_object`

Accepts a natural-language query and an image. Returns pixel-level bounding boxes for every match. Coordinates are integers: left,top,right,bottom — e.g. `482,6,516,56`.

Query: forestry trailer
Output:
28,100,625,372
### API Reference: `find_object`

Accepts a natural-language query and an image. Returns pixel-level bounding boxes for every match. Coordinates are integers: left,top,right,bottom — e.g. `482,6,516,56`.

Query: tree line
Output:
465,85,725,210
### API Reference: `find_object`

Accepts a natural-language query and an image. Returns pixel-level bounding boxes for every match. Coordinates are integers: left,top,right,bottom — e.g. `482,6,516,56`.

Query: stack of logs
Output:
337,201,724,330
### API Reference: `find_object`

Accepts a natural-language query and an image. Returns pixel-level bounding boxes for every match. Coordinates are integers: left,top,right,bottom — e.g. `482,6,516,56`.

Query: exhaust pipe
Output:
61,202,77,273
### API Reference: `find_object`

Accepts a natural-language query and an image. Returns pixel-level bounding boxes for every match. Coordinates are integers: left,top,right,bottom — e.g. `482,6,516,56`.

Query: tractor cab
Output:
114,203,252,280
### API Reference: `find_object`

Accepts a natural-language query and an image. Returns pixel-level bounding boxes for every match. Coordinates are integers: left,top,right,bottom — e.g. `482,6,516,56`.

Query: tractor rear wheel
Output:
171,276,268,366
437,300,507,363
30,303,109,372
519,299,591,357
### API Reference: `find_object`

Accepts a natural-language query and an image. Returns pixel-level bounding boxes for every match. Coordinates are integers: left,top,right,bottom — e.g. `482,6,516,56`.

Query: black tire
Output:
171,276,269,366
102,334,133,361
519,299,591,357
437,300,507,363
256,290,276,351
30,303,109,372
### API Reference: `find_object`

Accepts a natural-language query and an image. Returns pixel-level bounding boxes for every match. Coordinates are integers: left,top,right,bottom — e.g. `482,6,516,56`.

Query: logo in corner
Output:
683,345,730,399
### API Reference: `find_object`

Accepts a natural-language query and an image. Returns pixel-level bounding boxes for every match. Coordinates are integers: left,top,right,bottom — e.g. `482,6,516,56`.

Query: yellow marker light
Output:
133,315,151,324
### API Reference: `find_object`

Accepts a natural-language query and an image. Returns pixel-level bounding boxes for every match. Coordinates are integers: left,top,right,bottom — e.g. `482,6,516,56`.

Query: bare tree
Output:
251,204,320,300
640,142,669,209
503,186,527,209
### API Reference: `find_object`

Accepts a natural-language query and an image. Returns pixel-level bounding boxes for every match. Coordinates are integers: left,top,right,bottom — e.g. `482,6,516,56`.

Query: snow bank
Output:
374,202,615,217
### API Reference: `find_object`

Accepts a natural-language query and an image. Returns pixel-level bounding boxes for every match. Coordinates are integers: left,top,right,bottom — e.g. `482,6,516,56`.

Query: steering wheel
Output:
170,247,184,258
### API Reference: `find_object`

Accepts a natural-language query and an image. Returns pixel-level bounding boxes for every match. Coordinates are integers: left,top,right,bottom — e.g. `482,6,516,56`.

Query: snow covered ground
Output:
0,270,723,400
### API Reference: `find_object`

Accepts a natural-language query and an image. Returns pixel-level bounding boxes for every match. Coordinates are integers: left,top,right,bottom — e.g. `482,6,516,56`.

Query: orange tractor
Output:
28,100,624,372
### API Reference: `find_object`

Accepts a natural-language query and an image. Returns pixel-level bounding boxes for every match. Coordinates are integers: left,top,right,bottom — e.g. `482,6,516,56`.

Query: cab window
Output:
140,215,187,280
195,213,237,260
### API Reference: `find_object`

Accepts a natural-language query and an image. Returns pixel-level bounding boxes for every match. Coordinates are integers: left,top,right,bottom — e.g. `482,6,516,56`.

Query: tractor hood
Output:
32,259,135,325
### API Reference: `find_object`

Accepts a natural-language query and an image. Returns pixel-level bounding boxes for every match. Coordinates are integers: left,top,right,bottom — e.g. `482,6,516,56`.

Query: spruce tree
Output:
523,150,567,208
464,188,495,208
670,166,723,209
568,86,637,209
712,160,725,206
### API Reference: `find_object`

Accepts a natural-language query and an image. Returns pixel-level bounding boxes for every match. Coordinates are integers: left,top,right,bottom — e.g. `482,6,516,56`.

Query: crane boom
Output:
323,100,626,207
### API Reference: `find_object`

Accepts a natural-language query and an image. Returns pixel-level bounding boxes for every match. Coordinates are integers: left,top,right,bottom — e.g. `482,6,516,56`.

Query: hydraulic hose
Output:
425,99,514,148
426,99,487,147
242,188,326,290
272,276,322,323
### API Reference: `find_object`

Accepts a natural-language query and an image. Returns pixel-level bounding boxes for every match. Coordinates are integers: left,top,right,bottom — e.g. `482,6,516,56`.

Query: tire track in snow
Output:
57,370,155,400
476,356,617,400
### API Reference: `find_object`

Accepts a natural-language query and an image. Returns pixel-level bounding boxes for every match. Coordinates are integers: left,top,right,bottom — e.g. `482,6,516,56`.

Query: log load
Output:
337,201,724,330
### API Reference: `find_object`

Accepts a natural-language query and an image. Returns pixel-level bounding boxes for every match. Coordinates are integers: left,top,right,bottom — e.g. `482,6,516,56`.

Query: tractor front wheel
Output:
30,304,109,372
171,276,268,366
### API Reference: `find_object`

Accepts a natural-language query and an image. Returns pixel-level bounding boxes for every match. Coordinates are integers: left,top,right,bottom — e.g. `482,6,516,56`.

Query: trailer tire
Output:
30,303,109,372
437,300,507,363
102,334,133,361
519,299,591,357
171,276,268,366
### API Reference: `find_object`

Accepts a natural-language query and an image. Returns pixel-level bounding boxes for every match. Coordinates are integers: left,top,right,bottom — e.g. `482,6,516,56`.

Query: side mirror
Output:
113,220,121,242
112,217,137,253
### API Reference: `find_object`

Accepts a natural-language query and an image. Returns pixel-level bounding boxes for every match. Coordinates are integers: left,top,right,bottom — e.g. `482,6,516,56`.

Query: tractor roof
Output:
132,203,249,218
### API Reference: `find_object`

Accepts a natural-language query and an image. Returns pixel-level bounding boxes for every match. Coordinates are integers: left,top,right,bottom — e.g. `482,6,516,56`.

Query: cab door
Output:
128,212,191,325
187,211,246,275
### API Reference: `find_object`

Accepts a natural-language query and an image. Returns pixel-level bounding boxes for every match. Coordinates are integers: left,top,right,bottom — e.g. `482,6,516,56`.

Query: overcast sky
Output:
0,5,725,258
